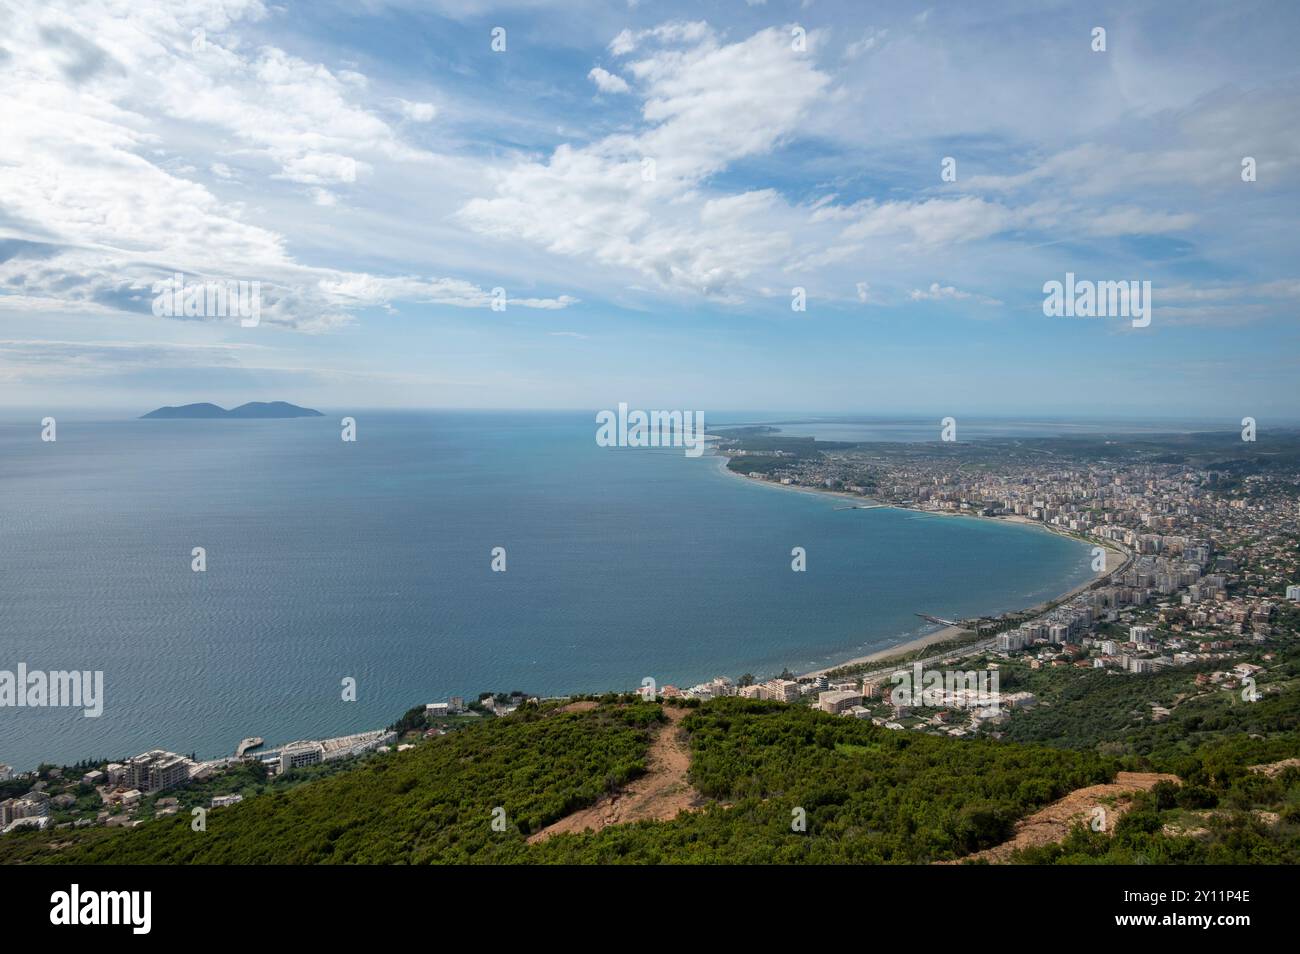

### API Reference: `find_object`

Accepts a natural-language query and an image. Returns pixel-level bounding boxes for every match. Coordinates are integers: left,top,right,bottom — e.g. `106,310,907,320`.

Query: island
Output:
140,401,324,419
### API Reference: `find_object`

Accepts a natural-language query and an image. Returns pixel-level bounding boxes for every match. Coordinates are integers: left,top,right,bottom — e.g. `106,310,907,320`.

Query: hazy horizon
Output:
8,405,1300,430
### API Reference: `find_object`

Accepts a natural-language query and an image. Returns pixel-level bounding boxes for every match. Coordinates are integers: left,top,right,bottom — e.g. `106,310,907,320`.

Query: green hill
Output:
4,656,1299,865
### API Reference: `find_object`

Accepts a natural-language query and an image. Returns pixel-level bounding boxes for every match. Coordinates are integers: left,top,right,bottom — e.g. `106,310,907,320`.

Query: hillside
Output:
4,646,1299,865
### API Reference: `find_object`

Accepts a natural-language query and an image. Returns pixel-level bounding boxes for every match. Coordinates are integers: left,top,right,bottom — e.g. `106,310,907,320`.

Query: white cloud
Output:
843,29,885,60
587,67,629,94
0,0,575,332
825,196,1013,249
608,21,712,57
399,99,437,122
460,24,831,299
909,282,1001,306
273,151,362,185
1079,206,1198,237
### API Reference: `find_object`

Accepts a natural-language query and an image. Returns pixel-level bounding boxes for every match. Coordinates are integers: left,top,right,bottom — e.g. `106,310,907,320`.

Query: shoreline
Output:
799,624,972,678
7,447,1127,773
710,451,1130,679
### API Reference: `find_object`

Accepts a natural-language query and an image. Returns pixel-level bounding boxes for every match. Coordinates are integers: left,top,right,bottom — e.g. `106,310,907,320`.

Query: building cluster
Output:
114,750,197,793
678,438,1300,740
1,726,399,836
726,442,1300,674
991,543,1285,674
425,696,466,718
263,730,397,775
0,791,51,833
668,675,805,703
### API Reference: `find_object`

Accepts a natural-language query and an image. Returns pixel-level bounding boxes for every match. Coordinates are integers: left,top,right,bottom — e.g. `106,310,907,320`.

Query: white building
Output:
763,678,800,703
279,741,325,773
818,689,862,714
996,631,1027,652
124,750,193,793
0,792,50,828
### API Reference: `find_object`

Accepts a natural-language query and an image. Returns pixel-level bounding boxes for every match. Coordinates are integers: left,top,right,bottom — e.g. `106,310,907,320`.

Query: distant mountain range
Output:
140,401,323,419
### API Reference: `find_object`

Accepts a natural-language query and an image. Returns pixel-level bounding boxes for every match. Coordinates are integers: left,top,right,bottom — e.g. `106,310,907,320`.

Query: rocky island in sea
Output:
140,401,324,419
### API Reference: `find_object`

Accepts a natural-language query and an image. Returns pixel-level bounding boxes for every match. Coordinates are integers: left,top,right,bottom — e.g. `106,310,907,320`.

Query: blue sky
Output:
1,0,1298,419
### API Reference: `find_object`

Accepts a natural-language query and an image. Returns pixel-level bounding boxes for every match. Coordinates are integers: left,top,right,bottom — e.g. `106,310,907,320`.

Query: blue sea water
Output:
0,410,1096,769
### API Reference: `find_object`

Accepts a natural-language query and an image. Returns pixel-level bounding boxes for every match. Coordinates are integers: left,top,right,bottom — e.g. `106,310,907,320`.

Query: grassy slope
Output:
4,657,1299,865
0,699,1111,865
0,703,661,865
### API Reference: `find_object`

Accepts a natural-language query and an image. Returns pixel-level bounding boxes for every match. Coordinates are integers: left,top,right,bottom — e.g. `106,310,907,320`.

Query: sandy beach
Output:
711,452,1131,678
800,624,972,678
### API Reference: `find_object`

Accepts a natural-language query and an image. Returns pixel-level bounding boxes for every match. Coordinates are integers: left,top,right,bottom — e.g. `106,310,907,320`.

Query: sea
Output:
0,410,1112,770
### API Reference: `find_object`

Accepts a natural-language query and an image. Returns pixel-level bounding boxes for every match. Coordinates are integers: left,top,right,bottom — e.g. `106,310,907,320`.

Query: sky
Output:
1,0,1298,419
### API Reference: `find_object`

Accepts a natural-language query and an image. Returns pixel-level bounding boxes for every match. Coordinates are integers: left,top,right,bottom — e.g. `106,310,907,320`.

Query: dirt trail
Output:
941,771,1180,864
528,706,701,843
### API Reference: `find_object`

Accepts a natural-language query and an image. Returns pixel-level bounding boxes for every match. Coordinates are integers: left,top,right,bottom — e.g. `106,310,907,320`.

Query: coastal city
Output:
690,427,1300,733
8,428,1295,840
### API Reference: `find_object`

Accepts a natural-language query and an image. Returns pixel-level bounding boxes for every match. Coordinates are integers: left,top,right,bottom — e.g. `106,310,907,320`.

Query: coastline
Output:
710,451,1130,679
800,624,972,678
7,443,1127,773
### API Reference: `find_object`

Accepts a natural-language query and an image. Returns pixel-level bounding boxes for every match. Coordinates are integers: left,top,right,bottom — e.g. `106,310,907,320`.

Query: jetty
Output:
916,613,959,627
235,737,264,758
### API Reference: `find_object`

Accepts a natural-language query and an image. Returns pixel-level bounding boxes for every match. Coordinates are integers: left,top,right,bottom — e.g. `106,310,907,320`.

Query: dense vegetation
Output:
1012,760,1300,865
0,698,1111,865
4,643,1299,864
992,640,1300,863
0,702,660,864
997,653,1300,760
532,698,1112,863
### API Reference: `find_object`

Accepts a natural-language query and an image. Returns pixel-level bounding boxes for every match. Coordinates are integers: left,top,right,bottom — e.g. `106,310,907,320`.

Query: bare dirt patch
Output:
555,700,599,714
941,771,1180,864
1249,757,1300,778
528,706,702,843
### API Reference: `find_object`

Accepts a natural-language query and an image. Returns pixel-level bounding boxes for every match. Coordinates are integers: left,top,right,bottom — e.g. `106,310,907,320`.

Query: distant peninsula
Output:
141,401,324,419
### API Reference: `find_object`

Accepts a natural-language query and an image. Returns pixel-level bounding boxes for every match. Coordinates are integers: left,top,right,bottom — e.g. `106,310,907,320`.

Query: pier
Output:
916,613,959,627
235,737,264,758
